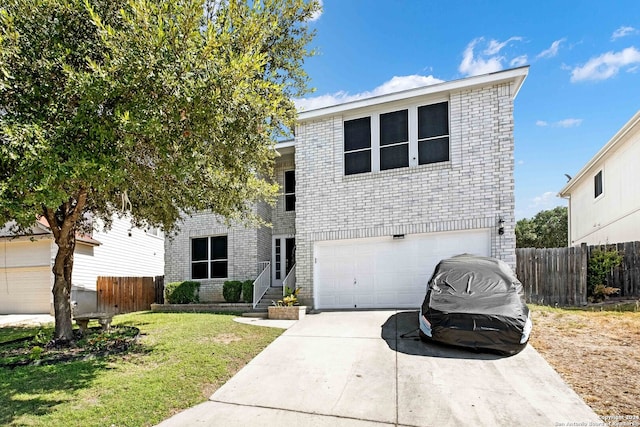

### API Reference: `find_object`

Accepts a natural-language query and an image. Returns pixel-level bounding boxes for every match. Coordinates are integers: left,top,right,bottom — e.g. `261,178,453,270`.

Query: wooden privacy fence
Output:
97,276,164,314
516,241,640,306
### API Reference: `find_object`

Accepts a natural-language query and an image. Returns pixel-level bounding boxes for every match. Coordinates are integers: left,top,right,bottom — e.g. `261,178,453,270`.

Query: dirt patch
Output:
212,333,242,345
529,306,640,417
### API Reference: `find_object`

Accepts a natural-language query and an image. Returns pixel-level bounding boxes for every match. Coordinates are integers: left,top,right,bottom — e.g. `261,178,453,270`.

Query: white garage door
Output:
314,229,491,309
0,267,52,314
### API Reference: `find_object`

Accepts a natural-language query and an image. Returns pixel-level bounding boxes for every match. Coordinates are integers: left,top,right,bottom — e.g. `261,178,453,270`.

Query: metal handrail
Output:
252,261,271,309
282,263,296,296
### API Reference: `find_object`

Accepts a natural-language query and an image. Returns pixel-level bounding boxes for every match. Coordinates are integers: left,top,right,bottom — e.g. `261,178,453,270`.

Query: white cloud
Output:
529,191,558,209
308,0,323,22
537,38,566,59
517,160,525,165
536,118,583,127
571,47,640,82
484,37,522,55
510,55,528,67
556,118,583,128
295,74,444,111
459,37,523,77
611,26,637,40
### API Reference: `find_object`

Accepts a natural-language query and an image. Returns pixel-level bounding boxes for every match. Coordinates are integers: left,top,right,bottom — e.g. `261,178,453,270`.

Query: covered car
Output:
419,254,532,355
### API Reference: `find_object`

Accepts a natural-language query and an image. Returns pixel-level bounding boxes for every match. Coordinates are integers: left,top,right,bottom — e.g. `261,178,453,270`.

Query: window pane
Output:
192,238,208,261
192,262,208,279
418,102,449,139
211,261,227,279
418,137,449,164
285,194,296,211
380,144,409,170
284,170,295,193
345,150,371,175
380,110,408,146
344,117,371,151
211,236,227,260
594,171,603,198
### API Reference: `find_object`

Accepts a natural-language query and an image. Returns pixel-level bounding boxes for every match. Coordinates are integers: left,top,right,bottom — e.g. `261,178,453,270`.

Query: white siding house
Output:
165,66,528,310
0,216,164,314
559,110,640,246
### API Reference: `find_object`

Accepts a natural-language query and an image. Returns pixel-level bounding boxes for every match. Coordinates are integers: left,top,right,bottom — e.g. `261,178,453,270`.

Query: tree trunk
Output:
43,189,87,343
52,236,76,341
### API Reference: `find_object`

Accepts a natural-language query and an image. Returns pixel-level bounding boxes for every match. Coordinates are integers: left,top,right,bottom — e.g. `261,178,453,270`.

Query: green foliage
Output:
165,281,200,304
0,0,319,336
0,312,282,426
587,249,623,302
223,281,243,303
28,346,43,361
242,280,254,303
274,286,300,306
516,206,568,248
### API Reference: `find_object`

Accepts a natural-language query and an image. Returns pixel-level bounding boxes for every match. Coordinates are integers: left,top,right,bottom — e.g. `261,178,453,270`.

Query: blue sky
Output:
296,0,640,219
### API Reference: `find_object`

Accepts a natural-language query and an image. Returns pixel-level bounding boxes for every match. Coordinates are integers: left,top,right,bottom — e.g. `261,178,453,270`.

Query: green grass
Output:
0,312,283,427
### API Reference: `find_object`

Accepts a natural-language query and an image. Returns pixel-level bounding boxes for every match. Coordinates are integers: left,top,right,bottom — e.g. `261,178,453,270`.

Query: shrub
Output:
242,280,254,303
223,281,243,303
587,248,623,302
165,281,200,304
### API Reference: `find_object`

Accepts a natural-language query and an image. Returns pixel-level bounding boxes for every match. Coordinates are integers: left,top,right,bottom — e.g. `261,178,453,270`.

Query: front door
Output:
272,235,295,287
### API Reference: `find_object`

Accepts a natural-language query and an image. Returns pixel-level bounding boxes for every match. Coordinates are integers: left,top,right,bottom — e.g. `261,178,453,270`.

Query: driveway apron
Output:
157,311,602,426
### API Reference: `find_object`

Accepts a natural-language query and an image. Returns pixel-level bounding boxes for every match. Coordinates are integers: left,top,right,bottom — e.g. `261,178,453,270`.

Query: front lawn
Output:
529,304,640,416
0,312,282,426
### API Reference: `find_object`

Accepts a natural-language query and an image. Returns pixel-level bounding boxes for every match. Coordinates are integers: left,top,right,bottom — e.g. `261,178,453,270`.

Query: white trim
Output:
559,109,640,197
298,66,528,121
272,234,295,287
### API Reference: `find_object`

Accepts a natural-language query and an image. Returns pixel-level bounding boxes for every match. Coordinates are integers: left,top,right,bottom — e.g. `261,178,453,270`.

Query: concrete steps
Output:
253,287,284,310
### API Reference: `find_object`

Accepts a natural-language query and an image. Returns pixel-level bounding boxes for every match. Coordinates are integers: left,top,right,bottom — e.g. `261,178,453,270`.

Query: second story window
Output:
284,170,295,211
418,102,449,165
594,170,603,198
380,109,409,170
343,101,449,176
344,117,372,175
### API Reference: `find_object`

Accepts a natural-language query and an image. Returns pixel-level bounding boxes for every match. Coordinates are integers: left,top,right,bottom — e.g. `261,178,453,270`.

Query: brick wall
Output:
164,211,262,302
293,82,517,305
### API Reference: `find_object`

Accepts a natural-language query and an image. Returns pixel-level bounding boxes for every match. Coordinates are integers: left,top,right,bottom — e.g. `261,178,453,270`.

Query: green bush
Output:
587,248,623,302
165,281,200,304
223,281,243,303
242,280,254,303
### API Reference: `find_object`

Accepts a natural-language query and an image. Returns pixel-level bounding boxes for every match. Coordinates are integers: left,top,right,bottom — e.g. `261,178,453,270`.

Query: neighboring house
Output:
164,66,529,309
0,216,164,314
559,110,640,246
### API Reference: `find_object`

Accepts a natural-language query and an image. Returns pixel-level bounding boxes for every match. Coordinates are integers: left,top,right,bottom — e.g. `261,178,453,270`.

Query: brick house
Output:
164,66,528,309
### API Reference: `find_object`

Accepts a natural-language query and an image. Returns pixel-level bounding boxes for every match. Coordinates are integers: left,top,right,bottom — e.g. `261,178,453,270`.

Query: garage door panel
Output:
314,229,491,309
0,267,51,314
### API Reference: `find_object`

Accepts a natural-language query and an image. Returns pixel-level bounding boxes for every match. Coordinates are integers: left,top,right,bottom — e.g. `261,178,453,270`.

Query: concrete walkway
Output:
0,314,54,327
157,310,601,426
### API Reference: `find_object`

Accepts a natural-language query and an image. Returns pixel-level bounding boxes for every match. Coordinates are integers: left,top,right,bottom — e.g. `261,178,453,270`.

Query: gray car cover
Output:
420,254,531,355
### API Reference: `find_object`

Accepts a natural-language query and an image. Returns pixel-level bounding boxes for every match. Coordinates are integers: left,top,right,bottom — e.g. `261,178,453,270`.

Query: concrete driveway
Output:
158,310,601,426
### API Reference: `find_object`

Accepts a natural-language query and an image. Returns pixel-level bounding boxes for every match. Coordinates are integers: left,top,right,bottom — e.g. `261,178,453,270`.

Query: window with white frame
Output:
343,101,449,175
344,116,372,175
284,170,295,211
191,236,228,279
418,102,449,165
594,170,603,198
380,109,409,170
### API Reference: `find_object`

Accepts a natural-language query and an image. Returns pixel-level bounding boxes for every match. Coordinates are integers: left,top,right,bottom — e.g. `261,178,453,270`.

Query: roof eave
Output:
559,109,640,197
297,66,529,121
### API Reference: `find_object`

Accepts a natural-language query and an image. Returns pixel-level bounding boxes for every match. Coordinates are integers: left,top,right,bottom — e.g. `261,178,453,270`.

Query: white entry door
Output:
314,229,492,309
272,235,295,287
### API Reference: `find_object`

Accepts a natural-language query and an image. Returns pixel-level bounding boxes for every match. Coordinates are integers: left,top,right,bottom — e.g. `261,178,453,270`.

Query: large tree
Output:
0,0,320,341
516,206,568,248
